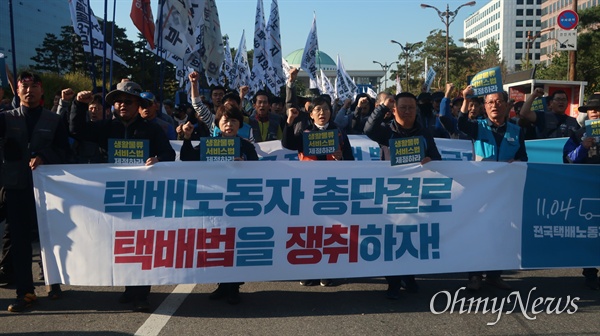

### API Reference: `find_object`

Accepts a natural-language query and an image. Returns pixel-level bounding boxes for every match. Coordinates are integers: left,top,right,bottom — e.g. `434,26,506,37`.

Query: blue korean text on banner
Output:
108,139,149,165
521,163,600,268
469,66,503,97
0,54,8,88
302,129,339,156
585,119,600,139
531,97,548,112
389,136,425,166
200,137,240,161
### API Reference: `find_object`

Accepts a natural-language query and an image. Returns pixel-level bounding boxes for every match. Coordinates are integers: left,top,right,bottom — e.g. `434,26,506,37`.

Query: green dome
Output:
284,49,337,71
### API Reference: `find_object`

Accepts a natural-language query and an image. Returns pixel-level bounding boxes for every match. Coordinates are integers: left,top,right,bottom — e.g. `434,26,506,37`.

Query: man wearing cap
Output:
139,92,177,140
1,71,70,312
520,88,580,139
70,80,175,312
563,93,600,290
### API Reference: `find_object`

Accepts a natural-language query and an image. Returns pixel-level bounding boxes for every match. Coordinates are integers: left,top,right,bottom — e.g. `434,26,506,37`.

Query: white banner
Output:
266,0,284,95
35,161,526,286
201,0,224,86
301,14,319,89
335,54,358,101
319,69,335,101
154,0,189,59
425,66,436,92
232,31,252,92
219,37,234,87
250,0,270,93
68,0,128,66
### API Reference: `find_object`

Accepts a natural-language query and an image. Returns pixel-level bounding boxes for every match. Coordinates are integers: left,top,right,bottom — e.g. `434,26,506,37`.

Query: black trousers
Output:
5,188,38,297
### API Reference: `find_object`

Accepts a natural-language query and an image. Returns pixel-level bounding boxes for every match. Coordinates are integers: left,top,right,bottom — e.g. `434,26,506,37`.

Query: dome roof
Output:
284,49,337,71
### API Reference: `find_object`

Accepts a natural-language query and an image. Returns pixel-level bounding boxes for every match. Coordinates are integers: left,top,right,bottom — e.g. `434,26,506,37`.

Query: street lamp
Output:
420,1,476,84
390,40,423,92
372,60,399,91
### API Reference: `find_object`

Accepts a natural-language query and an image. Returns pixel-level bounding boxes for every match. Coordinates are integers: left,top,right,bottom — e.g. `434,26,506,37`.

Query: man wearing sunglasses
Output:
139,92,177,140
70,80,175,312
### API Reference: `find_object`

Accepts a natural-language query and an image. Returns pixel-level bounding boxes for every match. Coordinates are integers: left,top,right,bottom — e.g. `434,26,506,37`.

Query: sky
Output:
90,0,487,83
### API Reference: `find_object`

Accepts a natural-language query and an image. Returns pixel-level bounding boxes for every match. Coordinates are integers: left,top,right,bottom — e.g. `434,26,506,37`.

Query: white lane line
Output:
134,284,196,336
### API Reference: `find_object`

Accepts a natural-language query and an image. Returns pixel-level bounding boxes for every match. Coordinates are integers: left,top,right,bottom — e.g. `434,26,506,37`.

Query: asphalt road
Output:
1,260,599,336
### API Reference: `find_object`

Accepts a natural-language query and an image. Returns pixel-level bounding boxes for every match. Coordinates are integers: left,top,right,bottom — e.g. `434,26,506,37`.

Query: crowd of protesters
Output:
0,64,597,313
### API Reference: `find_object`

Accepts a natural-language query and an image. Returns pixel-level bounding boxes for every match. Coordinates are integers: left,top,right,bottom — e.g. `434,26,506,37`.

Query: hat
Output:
452,97,464,106
578,93,600,112
140,91,157,103
105,81,143,105
163,99,174,107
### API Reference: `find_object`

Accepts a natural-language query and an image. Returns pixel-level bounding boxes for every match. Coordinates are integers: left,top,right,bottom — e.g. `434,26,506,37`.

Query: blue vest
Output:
474,120,521,161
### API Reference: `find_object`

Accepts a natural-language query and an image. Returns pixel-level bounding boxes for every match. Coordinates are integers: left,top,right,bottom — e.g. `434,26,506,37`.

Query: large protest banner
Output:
33,161,599,286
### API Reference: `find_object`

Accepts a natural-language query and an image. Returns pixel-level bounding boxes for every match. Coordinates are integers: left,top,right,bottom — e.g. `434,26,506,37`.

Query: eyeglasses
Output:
552,98,568,102
485,100,505,106
114,99,134,105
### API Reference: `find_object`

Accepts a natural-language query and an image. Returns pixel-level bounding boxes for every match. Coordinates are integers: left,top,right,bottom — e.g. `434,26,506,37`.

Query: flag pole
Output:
8,0,18,88
102,0,109,100
108,0,116,89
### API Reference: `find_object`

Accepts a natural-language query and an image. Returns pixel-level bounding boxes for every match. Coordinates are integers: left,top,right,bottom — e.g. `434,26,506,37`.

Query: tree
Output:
31,33,70,75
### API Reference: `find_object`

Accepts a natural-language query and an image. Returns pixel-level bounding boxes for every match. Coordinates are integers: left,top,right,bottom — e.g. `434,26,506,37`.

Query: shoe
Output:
118,290,135,304
47,284,62,300
401,276,419,293
485,276,512,290
7,293,37,312
467,275,483,291
299,280,317,286
386,284,401,300
226,285,241,305
133,299,150,312
584,275,600,290
0,267,14,286
209,284,228,300
319,279,333,287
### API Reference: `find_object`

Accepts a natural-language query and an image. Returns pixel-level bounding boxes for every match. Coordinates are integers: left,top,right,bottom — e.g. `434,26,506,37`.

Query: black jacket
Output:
364,105,441,161
70,101,175,162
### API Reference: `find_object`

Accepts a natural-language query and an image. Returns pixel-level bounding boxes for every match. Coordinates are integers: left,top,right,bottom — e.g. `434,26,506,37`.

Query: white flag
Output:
266,0,284,95
145,43,184,67
219,37,234,87
168,0,205,49
366,87,377,100
201,0,224,86
154,0,189,59
396,73,402,94
319,69,335,101
335,54,357,101
424,57,428,80
301,14,319,89
68,0,128,66
233,31,252,92
282,58,291,83
425,66,436,92
250,0,269,93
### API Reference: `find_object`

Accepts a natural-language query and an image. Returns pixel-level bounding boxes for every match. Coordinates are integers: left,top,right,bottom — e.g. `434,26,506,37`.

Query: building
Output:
0,0,71,72
284,49,385,93
540,0,600,66
463,0,543,72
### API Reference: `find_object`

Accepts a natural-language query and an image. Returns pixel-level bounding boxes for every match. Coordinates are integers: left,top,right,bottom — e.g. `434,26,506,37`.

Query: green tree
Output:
31,33,70,74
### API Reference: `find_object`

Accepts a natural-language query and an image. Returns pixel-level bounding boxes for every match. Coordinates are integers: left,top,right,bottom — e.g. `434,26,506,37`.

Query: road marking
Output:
134,284,196,336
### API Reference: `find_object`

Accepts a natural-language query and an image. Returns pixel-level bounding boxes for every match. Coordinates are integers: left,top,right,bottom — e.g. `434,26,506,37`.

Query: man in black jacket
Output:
1,71,70,312
364,92,441,299
70,80,175,312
